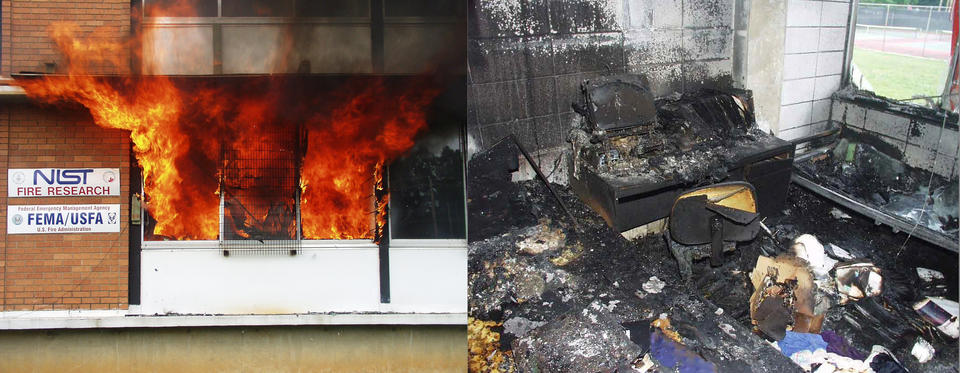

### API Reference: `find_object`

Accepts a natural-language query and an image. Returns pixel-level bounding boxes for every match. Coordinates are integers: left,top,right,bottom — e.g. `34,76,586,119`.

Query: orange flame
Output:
19,22,439,241
299,81,437,239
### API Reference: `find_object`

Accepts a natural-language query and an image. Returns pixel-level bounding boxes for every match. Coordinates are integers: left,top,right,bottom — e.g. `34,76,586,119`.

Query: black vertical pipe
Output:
377,167,390,303
127,0,143,306
128,149,142,305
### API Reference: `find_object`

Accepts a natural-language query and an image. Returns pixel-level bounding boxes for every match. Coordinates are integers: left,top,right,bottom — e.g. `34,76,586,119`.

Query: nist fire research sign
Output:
7,205,121,234
8,168,120,197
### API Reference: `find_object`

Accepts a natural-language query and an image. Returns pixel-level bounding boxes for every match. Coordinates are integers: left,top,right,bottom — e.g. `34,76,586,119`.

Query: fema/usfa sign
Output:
7,204,121,234
7,168,120,197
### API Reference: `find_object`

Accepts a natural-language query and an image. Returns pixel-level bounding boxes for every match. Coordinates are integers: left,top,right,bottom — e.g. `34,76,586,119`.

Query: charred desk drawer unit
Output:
568,76,796,232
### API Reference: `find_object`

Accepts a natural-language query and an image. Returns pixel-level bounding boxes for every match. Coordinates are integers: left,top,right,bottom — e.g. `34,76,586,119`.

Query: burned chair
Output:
667,182,762,281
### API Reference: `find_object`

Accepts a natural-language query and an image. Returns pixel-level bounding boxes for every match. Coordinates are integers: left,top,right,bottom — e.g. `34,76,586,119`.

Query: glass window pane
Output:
851,3,952,107
145,0,218,17
389,104,465,239
222,0,294,17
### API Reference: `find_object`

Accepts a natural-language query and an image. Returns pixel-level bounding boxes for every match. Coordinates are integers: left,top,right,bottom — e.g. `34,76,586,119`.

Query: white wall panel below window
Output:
386,241,467,313
141,247,381,314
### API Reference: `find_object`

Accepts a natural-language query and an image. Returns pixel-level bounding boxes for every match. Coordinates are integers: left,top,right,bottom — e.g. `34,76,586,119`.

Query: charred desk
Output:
569,76,795,232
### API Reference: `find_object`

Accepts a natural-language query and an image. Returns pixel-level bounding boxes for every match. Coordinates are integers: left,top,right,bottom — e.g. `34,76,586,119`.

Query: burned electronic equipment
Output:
568,75,796,233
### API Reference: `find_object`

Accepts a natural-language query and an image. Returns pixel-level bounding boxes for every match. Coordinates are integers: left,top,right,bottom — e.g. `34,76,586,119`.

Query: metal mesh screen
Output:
219,123,301,255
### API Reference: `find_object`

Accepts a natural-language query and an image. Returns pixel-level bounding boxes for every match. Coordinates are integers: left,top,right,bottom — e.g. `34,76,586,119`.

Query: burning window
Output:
122,76,453,246
220,121,300,245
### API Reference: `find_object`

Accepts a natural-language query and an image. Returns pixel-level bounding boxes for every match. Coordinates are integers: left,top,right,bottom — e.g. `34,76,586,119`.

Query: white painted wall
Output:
139,240,466,315
386,240,468,313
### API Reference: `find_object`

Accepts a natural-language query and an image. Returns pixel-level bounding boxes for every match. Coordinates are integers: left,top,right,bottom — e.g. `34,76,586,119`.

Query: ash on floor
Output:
468,153,958,372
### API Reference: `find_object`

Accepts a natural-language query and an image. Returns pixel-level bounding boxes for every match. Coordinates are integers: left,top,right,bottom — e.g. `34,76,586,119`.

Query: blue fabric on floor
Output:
820,330,866,360
779,331,828,358
650,329,717,373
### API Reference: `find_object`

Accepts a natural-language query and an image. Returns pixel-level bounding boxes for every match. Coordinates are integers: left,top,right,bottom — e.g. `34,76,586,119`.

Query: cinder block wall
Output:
777,0,851,141
0,104,131,311
467,0,738,153
0,0,132,76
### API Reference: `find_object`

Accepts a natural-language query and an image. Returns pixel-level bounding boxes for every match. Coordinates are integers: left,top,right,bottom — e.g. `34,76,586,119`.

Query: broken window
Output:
388,120,466,239
850,2,955,108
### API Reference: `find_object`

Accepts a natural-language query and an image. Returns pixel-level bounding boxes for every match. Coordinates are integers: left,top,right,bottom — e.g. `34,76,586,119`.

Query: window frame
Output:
843,0,959,111
139,129,468,250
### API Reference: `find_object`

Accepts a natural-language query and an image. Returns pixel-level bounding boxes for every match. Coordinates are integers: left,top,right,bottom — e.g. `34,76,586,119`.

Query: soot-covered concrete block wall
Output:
831,98,960,180
467,0,737,153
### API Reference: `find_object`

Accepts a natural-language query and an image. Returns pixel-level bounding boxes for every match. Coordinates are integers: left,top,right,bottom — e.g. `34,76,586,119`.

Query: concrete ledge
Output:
0,311,468,330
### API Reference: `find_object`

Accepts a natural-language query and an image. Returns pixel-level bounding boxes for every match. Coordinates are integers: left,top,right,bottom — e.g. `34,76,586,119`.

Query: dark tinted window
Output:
222,0,294,17
389,87,466,240
145,0,218,17
384,0,461,17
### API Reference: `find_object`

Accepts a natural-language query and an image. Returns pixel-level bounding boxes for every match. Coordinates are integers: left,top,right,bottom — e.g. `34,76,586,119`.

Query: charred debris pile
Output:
467,80,958,372
468,161,958,372
468,153,799,372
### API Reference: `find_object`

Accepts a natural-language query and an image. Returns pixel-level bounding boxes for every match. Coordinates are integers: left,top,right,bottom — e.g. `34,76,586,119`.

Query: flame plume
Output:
19,23,439,240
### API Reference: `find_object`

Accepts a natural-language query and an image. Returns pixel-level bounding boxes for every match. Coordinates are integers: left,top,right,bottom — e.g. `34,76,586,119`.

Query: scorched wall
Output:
468,0,738,153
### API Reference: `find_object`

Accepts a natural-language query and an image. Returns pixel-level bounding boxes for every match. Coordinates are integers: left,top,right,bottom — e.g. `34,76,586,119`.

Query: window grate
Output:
219,121,301,255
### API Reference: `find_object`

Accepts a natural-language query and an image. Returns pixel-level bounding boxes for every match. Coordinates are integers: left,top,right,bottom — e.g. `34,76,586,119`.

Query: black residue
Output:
834,87,958,131
841,127,905,160
909,119,923,138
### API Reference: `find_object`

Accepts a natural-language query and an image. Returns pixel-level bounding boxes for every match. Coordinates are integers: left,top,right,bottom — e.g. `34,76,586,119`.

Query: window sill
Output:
142,239,378,250
0,310,467,330
141,239,467,250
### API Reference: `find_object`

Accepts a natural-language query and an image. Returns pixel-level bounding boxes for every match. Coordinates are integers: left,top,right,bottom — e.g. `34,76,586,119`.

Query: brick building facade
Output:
0,0,133,311
0,106,130,311
1,0,131,75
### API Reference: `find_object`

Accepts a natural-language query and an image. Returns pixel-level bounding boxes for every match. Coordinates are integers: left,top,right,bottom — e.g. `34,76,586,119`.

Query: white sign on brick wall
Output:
8,168,120,197
7,204,121,234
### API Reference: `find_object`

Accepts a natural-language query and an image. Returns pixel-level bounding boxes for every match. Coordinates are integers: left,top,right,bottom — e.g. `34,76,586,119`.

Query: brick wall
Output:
0,104,130,311
467,0,738,154
1,0,131,76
